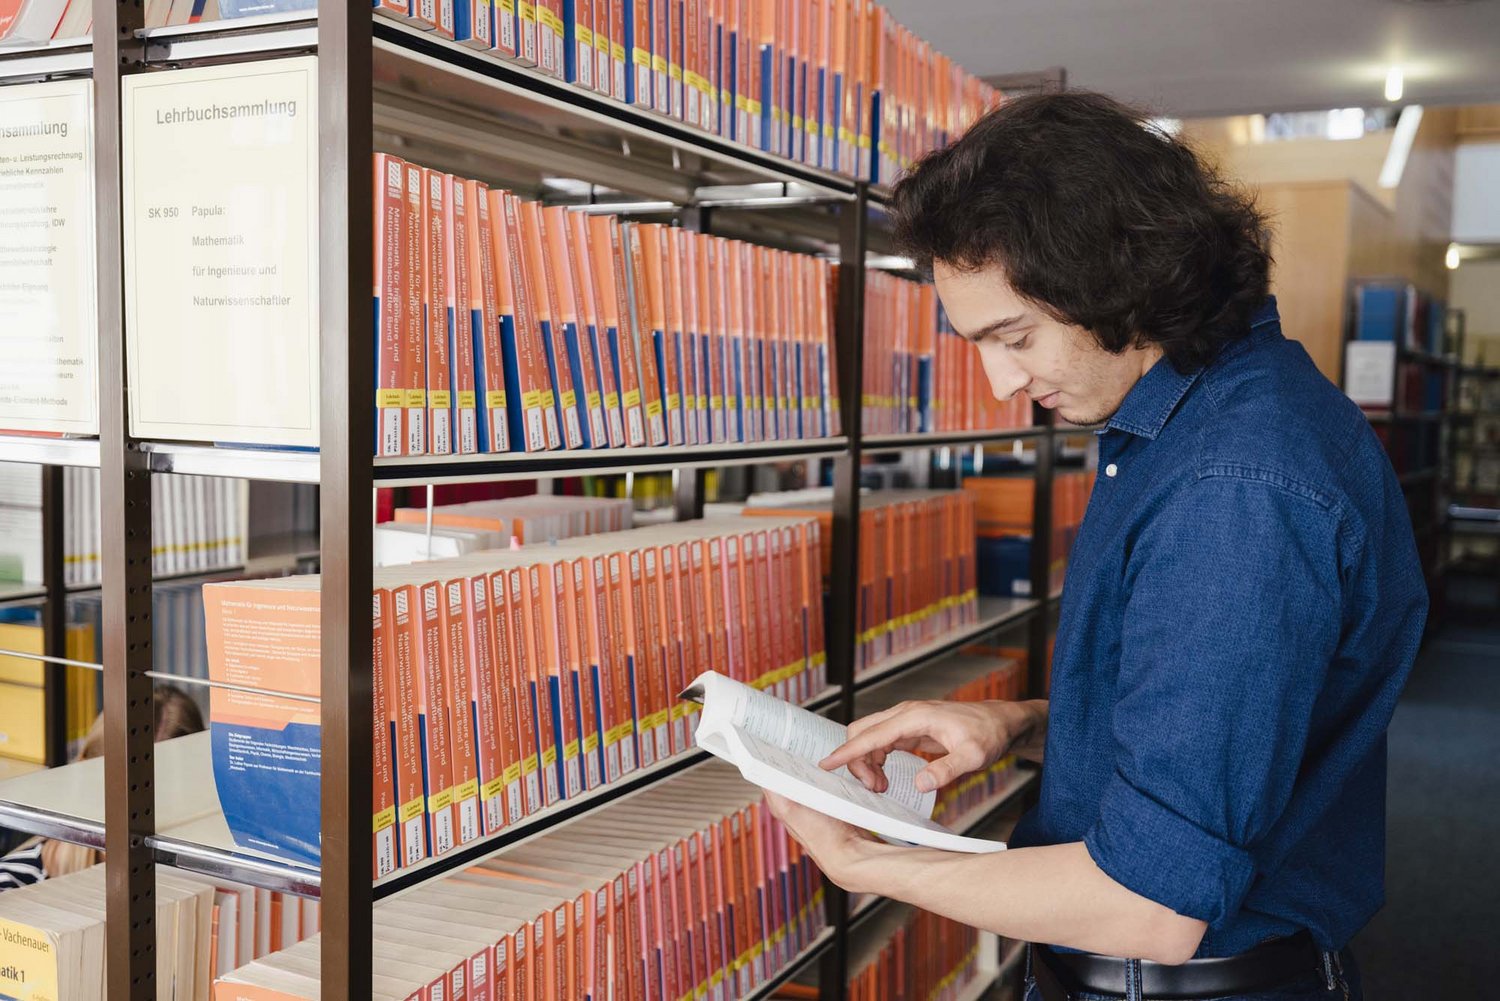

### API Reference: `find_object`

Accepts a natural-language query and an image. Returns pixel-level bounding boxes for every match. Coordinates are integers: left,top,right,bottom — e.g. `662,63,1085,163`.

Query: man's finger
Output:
846,756,888,793
914,756,962,793
821,710,934,771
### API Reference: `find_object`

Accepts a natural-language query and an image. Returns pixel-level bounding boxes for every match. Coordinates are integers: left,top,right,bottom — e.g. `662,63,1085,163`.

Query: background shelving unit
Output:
0,10,1076,999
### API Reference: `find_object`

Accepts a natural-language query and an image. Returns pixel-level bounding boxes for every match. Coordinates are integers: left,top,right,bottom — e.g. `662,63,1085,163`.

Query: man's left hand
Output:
763,791,893,894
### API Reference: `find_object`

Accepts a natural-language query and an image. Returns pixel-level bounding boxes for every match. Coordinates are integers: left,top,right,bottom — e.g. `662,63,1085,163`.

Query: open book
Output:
682,671,1006,854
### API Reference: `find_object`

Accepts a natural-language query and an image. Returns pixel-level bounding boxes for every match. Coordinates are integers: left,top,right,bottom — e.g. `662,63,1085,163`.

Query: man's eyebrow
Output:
962,314,1028,342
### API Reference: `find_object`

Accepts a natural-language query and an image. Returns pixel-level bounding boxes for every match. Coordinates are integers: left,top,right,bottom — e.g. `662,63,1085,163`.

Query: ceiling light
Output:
1379,105,1423,188
1385,67,1404,103
1446,244,1461,270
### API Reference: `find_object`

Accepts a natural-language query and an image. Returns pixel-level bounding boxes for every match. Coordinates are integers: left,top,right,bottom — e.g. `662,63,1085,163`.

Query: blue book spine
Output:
831,71,844,174
918,355,934,433
563,0,580,82
561,319,595,448
727,25,739,141
585,322,617,447
794,341,806,439
759,44,775,153
671,329,687,443
868,89,883,183
816,66,828,168
731,336,746,442
497,311,531,452
455,0,495,47
537,318,570,447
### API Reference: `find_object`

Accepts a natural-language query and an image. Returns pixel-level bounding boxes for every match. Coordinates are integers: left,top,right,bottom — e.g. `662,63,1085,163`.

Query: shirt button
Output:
1105,463,1118,477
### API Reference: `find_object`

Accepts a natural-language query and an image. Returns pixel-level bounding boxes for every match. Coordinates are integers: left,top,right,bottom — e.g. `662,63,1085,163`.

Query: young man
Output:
767,93,1426,1001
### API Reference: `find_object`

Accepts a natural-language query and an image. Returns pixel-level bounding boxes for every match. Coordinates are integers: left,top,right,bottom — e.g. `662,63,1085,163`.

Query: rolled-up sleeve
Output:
1082,471,1344,927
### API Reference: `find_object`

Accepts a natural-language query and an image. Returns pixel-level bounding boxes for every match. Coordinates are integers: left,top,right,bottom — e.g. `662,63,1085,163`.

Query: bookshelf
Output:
0,9,1069,1000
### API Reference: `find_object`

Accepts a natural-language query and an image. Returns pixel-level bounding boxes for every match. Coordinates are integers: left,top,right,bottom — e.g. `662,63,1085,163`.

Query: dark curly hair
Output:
890,92,1272,373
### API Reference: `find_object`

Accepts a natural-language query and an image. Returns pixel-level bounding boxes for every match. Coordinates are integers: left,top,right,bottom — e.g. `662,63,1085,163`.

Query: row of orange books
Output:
861,271,1032,436
741,488,978,673
374,152,842,457
202,514,829,879
372,1,1000,183
215,762,825,1001
965,470,1094,539
842,905,983,1001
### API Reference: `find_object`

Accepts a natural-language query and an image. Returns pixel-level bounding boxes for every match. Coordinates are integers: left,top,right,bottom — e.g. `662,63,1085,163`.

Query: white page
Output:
685,671,1006,853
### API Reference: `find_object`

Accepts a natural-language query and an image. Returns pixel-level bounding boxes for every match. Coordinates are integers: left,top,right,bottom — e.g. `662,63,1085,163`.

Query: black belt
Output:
1031,931,1331,1000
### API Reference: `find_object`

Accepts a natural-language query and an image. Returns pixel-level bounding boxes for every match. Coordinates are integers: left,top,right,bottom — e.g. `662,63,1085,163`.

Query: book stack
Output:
216,760,824,1001
201,514,828,877
0,466,247,588
371,1,1000,183
0,864,322,996
856,651,1024,830
0,615,97,765
861,271,1032,437
373,152,842,459
842,902,983,1001
0,863,319,1000
391,494,635,544
742,489,978,672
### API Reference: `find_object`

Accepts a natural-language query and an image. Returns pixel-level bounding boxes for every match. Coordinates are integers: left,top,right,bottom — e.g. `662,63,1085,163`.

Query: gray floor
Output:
1353,624,1500,1000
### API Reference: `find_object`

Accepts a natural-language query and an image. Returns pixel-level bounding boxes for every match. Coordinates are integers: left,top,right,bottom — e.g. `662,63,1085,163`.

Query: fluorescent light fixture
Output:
1385,66,1404,103
1379,104,1423,189
1446,244,1461,270
1327,107,1367,141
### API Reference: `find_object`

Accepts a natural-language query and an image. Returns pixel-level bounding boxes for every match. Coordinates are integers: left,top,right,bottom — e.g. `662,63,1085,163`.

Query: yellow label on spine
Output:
522,389,544,409
565,739,580,759
710,396,723,410
562,389,578,409
653,54,669,73
406,389,427,408
587,391,602,409
633,47,652,67
429,787,454,813
503,762,522,784
666,393,680,410
542,746,558,768
604,391,620,409
670,65,683,82
481,777,506,801
540,389,557,408
455,779,479,802
519,2,536,22
377,388,405,408
623,388,642,408
487,390,508,408
613,41,626,61
577,26,594,46
429,390,452,409
499,0,515,11
373,806,396,832
583,733,599,754
747,99,762,115
458,390,477,408
399,796,425,823
522,753,539,774
646,400,663,419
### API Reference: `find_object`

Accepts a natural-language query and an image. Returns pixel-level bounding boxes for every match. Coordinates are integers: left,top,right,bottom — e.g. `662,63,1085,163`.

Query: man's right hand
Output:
820,699,1049,794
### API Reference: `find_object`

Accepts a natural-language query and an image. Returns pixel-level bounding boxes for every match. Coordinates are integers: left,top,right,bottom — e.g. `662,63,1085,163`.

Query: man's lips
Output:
1033,391,1061,408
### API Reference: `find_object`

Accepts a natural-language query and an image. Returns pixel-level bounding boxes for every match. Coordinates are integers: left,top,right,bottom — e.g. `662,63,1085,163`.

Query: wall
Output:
1451,259,1500,364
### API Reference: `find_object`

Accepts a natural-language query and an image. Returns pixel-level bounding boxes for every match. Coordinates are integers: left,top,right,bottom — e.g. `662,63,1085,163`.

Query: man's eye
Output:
1007,335,1029,350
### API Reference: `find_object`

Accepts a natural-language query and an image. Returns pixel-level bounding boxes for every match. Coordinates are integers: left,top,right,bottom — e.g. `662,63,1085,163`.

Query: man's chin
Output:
1056,407,1110,428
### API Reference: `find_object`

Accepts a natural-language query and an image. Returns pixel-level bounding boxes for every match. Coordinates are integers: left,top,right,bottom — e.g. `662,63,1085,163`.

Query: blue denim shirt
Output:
1009,297,1427,958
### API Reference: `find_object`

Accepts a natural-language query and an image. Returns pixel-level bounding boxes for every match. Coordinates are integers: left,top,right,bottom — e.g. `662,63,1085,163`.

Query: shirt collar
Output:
1104,296,1280,441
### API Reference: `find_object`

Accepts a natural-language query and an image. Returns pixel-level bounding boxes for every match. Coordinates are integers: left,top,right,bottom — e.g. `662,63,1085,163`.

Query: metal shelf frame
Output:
0,10,1069,1000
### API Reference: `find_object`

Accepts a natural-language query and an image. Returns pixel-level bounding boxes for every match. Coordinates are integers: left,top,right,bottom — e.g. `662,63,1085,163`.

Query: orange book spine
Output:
538,0,565,78
587,0,610,95
543,559,586,798
414,581,457,856
500,567,547,816
520,564,565,806
545,205,608,449
651,0,670,114
677,540,705,736
446,174,479,454
657,226,689,446
657,544,690,754
723,237,749,442
763,526,790,700
624,222,669,446
373,153,407,458
371,590,399,878
705,535,732,684
506,195,566,450
401,162,429,456
584,555,629,780
521,200,584,449
617,548,660,767
593,215,649,446
469,181,514,453
571,210,627,448
684,0,703,129
638,546,674,765
423,168,454,456
721,532,748,684
610,0,630,102
441,578,483,846
384,587,428,868
567,557,606,790
484,570,529,825
463,571,511,835
738,529,766,690
677,229,708,445
604,551,643,775
697,232,726,444
499,191,563,450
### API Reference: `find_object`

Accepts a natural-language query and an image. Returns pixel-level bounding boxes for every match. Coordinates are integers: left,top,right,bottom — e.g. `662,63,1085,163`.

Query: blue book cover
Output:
455,0,496,48
497,311,533,452
561,319,597,449
537,319,573,448
1354,285,1402,342
222,0,317,16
